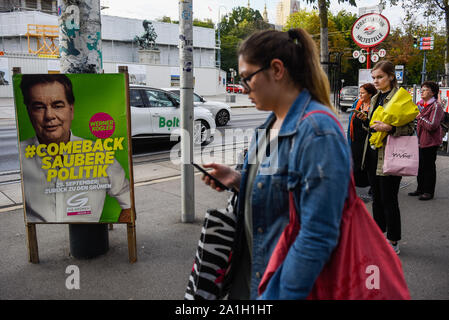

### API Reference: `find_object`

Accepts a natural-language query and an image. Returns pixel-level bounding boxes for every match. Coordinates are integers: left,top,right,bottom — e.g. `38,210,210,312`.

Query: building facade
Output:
0,10,226,97
275,0,300,28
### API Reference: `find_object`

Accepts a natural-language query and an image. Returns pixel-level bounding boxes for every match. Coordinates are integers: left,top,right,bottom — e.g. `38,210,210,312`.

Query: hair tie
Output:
287,29,301,47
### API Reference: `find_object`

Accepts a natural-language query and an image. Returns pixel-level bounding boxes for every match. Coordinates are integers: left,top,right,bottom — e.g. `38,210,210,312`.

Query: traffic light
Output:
413,36,418,48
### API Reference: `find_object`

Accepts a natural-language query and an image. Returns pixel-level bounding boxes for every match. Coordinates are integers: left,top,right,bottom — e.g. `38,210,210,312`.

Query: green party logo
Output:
159,116,180,130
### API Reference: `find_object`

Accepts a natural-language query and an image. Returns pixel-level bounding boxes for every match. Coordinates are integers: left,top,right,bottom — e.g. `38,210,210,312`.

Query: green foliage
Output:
285,9,358,85
157,16,173,23
381,22,445,85
218,6,272,79
193,19,215,29
219,6,270,38
382,0,449,84
284,9,321,34
220,35,241,76
305,0,357,7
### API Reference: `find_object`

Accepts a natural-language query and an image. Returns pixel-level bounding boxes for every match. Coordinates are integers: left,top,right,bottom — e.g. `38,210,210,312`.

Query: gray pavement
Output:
1,96,449,299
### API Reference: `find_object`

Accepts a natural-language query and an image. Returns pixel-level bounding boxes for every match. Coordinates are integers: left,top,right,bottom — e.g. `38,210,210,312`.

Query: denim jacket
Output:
236,89,351,299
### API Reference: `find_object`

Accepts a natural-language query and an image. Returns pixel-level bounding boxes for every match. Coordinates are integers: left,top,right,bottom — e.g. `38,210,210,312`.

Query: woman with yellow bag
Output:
358,61,417,255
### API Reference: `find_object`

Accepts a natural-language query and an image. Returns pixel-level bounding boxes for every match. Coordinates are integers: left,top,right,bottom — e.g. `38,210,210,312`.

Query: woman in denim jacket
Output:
201,29,351,299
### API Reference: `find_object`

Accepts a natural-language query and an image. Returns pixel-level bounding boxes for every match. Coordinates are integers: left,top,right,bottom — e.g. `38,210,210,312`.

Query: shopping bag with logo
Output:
258,110,411,300
382,135,419,176
184,193,237,300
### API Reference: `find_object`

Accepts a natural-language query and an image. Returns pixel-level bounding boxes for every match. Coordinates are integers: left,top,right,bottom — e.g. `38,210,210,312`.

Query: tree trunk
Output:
318,0,329,77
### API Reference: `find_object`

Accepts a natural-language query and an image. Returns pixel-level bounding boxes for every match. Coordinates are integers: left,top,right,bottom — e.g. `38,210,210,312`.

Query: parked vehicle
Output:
129,85,215,145
339,86,359,112
226,84,243,93
163,88,232,126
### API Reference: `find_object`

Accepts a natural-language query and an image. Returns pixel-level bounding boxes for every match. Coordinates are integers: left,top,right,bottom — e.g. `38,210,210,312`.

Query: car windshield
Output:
193,93,202,103
168,92,180,104
168,90,201,103
145,90,177,107
342,87,359,96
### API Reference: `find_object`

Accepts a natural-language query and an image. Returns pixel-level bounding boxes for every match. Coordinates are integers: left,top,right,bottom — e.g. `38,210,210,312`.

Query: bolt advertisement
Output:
13,73,134,224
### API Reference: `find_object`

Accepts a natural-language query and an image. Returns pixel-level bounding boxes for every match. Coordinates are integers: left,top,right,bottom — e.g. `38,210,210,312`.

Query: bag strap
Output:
289,110,357,220
301,110,345,134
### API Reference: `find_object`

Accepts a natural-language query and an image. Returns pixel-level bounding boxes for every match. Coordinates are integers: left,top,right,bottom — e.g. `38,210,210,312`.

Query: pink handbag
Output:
382,135,419,176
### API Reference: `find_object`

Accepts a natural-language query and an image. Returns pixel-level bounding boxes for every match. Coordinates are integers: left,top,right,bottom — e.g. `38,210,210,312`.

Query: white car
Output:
163,88,232,126
129,85,215,145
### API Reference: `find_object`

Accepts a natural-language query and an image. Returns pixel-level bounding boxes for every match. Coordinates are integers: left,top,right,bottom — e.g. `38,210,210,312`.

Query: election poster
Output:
13,73,134,224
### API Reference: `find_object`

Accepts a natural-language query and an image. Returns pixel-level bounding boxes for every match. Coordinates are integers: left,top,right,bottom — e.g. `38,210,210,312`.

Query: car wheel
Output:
193,120,210,146
340,105,348,112
215,109,230,126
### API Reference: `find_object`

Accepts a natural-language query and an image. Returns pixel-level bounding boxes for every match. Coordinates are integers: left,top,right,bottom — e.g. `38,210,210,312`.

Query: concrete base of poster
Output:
69,224,109,259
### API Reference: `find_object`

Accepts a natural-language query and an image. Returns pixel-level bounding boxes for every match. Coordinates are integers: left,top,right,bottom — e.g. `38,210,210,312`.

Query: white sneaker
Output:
389,241,400,255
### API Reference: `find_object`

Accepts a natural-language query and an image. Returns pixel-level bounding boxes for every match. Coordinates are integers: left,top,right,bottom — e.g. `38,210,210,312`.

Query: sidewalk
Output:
1,155,449,299
1,97,448,299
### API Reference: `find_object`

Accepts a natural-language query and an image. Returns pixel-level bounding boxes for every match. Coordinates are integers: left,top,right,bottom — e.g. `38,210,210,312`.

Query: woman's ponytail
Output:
238,28,335,113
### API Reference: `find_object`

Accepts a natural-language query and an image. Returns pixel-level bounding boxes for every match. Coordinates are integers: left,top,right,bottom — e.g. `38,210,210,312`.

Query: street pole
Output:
59,0,102,73
179,0,195,223
421,50,427,84
366,47,371,69
59,0,108,259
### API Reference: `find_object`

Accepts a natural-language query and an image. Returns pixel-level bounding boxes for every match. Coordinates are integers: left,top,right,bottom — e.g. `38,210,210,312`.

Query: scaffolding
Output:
26,24,59,57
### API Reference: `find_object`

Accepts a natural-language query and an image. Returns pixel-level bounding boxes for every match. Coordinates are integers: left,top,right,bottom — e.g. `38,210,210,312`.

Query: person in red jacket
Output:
408,81,444,200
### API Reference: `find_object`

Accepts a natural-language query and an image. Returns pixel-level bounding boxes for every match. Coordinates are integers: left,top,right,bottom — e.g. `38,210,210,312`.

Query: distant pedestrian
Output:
348,83,377,188
361,61,415,255
408,81,444,201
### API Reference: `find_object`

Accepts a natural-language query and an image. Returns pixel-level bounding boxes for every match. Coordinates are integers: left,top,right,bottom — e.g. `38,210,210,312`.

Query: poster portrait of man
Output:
14,73,134,223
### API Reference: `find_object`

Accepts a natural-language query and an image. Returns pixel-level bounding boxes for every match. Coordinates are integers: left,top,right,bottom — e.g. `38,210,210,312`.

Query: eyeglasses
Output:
239,66,269,93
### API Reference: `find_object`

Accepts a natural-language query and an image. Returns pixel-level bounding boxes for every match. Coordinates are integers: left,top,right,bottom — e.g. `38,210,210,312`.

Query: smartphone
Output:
349,109,364,114
192,163,235,192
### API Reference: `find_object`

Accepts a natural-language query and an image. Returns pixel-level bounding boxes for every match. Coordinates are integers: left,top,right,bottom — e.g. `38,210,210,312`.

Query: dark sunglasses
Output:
239,66,269,92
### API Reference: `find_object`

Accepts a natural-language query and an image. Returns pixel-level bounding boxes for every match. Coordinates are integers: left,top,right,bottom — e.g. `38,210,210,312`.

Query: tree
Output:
193,18,214,29
219,6,271,39
157,16,173,23
286,9,358,84
218,6,271,80
382,0,449,84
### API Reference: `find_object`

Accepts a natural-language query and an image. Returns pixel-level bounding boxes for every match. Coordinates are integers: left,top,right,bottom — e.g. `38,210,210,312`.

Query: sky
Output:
100,0,412,29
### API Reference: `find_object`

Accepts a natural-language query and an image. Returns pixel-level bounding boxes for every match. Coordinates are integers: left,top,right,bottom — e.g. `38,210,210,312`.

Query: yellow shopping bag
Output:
369,88,419,148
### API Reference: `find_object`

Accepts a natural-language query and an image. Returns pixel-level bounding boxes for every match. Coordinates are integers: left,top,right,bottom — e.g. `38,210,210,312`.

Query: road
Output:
0,108,273,173
0,107,350,181
0,126,20,174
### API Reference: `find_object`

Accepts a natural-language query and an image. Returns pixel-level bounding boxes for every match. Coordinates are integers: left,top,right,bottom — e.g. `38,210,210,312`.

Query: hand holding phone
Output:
192,163,237,193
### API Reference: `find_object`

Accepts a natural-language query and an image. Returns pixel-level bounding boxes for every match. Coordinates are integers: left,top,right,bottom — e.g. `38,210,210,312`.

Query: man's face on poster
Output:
27,81,74,145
